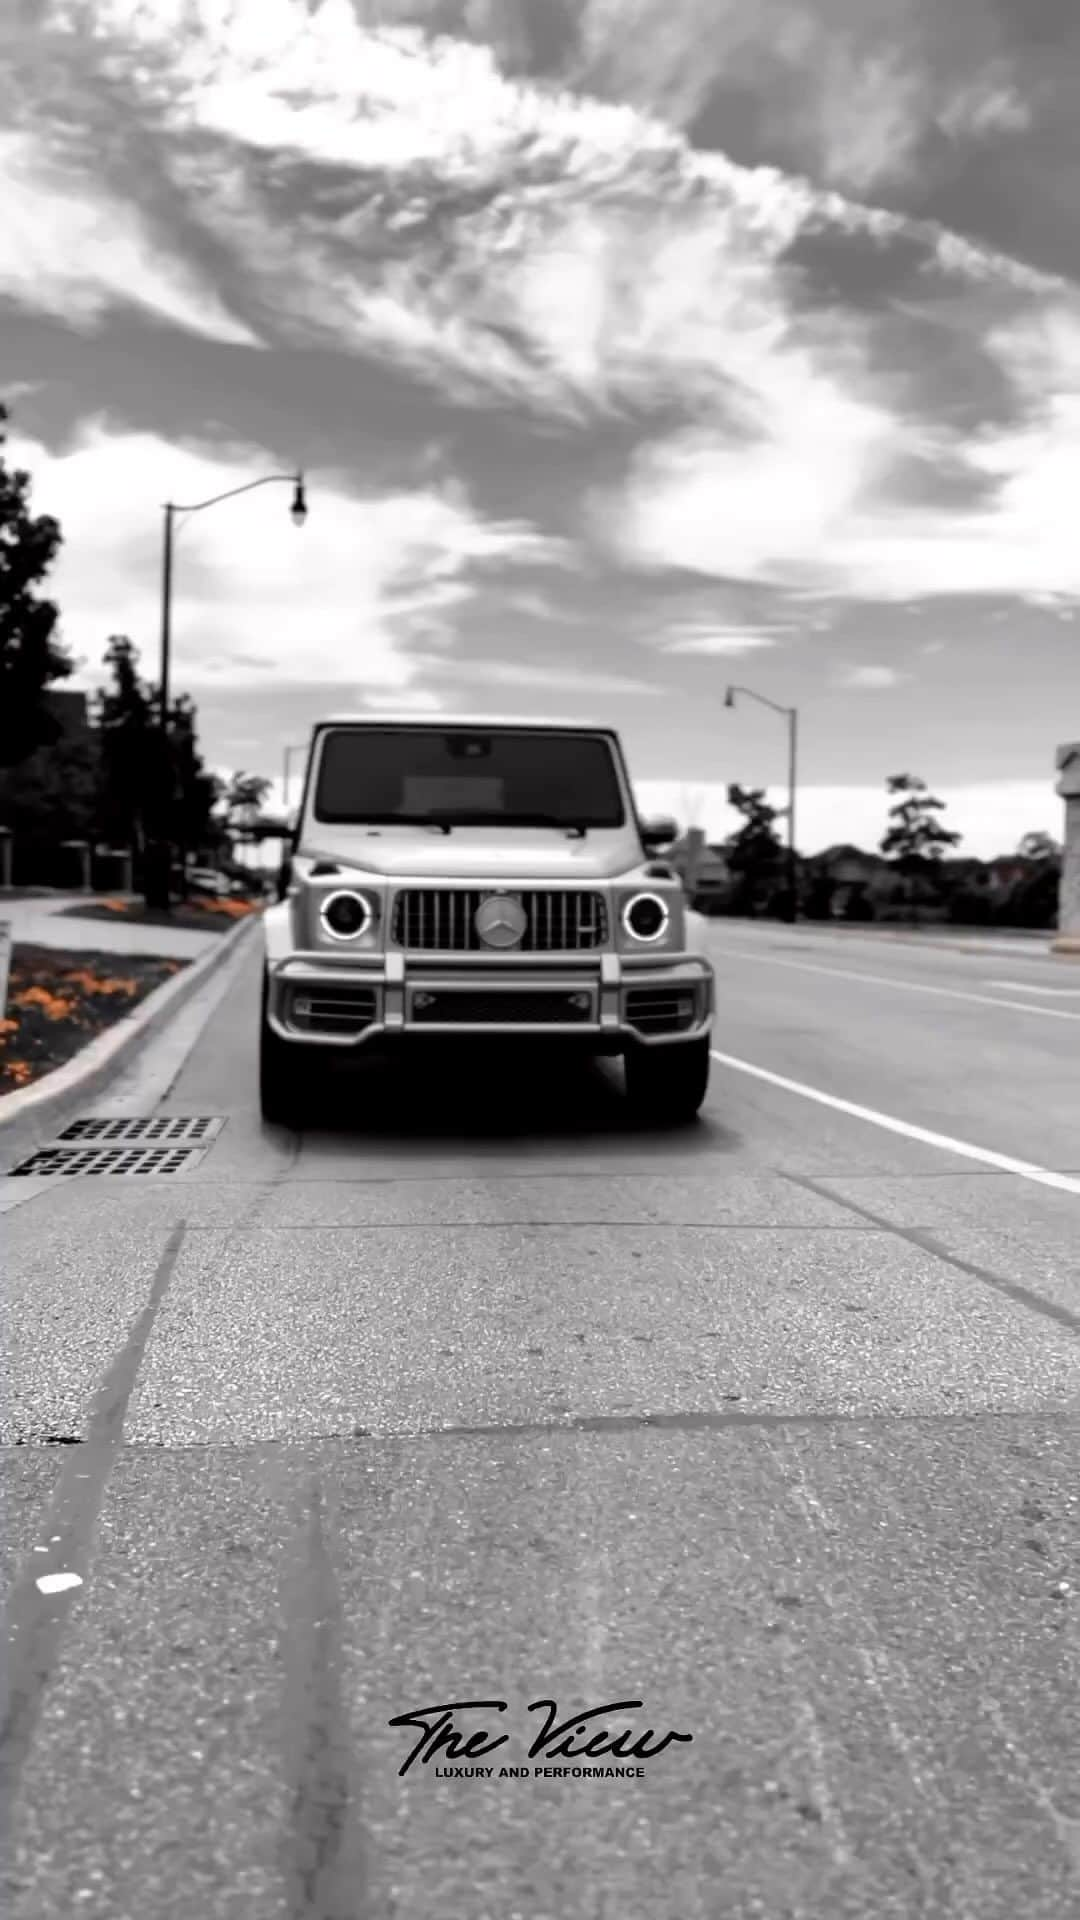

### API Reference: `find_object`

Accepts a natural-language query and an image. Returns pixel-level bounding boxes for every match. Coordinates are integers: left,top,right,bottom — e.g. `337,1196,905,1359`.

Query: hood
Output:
294,824,651,883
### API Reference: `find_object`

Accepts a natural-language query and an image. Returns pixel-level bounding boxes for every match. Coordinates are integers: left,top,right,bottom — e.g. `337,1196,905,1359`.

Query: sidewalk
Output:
0,895,222,961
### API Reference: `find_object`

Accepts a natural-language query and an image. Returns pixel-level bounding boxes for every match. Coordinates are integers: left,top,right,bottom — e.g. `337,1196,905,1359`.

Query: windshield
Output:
313,728,626,827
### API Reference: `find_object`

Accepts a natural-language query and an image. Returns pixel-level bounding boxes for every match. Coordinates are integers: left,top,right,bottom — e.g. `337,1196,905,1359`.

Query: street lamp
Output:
159,469,308,725
724,683,799,923
149,470,308,909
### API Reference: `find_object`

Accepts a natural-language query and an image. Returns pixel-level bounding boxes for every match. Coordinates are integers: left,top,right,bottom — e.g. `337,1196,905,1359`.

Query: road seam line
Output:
781,1172,1080,1335
0,1222,189,1839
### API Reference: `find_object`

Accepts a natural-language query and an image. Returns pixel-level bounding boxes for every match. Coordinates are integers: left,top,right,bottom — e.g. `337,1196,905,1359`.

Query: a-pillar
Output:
1052,742,1080,955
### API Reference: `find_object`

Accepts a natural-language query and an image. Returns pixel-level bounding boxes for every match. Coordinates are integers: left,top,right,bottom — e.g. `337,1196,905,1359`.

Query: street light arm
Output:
726,683,794,718
167,471,304,515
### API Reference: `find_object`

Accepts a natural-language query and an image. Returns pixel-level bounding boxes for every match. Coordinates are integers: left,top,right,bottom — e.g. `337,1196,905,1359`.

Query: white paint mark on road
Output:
989,981,1080,997
34,1573,82,1595
710,945,1080,1021
709,1049,1080,1197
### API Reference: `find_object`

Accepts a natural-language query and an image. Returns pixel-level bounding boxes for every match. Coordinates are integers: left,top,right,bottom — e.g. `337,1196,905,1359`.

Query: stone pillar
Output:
683,826,705,897
62,839,92,892
1052,742,1080,954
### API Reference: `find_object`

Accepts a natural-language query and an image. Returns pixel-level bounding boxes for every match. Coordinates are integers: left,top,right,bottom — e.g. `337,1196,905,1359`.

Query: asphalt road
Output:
2,919,1079,1920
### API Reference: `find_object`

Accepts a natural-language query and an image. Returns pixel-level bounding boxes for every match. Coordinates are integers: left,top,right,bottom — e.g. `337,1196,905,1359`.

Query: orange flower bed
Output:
196,896,259,918
60,896,262,933
58,969,142,998
0,945,190,1094
10,984,77,1022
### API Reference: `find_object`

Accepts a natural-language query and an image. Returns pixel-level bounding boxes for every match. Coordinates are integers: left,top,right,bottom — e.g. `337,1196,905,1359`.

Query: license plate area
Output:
408,983,597,1025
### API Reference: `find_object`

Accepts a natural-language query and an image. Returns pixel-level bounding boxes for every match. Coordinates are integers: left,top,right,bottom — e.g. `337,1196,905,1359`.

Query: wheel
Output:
623,1035,711,1125
259,971,311,1126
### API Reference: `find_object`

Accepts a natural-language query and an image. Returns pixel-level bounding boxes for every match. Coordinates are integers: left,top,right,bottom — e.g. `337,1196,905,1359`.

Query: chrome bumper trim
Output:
266,953,713,1048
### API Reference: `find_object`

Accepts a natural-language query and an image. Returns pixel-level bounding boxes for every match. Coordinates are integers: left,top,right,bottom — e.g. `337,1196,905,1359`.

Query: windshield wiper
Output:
414,811,588,838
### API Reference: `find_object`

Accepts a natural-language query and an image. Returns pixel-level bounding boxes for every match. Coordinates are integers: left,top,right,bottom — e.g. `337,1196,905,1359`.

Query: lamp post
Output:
724,683,799,923
159,471,307,726
150,471,307,908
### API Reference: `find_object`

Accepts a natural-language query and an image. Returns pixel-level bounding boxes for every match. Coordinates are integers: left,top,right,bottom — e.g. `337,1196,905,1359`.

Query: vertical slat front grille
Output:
392,890,607,952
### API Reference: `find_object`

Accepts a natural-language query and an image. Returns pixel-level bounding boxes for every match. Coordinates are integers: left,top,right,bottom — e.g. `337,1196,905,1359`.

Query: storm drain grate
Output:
7,1144,211,1178
5,1115,226,1177
56,1115,225,1145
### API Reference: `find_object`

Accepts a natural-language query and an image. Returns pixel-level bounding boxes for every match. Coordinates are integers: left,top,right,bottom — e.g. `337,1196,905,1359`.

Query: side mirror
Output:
640,814,678,852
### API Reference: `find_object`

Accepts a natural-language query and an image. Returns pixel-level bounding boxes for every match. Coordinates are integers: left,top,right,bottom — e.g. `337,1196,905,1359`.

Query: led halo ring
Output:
319,888,372,941
621,891,670,943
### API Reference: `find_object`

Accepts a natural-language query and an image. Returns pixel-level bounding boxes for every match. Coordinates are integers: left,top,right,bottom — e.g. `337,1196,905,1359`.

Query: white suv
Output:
259,715,714,1126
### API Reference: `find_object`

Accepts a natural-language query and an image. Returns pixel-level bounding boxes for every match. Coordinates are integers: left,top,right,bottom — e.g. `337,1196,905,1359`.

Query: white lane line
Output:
709,944,1080,1021
990,980,1080,997
709,1048,1080,1197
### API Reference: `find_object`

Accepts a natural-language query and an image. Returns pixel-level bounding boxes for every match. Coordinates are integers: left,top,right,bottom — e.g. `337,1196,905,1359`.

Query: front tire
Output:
259,971,311,1127
623,1035,711,1125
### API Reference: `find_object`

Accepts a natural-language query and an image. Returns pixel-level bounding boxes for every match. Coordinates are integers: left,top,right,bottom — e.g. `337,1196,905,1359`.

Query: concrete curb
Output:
0,913,260,1158
742,926,1063,960
845,932,1058,959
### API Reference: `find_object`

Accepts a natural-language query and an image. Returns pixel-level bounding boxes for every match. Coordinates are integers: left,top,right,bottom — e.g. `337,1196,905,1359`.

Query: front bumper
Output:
264,949,713,1049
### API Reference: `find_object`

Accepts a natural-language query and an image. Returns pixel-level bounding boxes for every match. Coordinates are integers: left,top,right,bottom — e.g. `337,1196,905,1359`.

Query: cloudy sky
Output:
3,0,1079,854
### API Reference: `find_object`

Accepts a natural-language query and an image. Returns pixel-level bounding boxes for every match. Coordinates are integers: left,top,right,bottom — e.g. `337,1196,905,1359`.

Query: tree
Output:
0,402,75,767
213,771,272,879
723,783,787,916
0,721,99,885
171,696,224,864
93,635,159,861
1016,831,1061,863
221,771,272,838
1002,832,1061,929
880,774,961,921
93,635,221,906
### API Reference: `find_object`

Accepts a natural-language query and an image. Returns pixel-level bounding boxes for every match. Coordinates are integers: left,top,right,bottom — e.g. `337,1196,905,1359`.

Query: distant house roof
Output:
813,844,887,870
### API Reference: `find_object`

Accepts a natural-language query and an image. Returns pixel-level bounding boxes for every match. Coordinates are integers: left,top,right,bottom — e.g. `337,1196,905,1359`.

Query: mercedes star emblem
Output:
475,892,527,949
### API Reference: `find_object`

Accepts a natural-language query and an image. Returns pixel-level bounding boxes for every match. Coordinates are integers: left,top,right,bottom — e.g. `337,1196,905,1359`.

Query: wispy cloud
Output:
419,658,658,695
837,664,905,688
360,689,447,713
3,0,1077,801
656,624,788,655
0,131,260,345
4,0,1060,431
600,300,1080,602
573,0,1039,196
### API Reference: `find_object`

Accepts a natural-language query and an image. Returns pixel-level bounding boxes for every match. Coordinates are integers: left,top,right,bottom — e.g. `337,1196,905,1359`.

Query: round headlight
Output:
622,892,670,942
320,889,372,940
